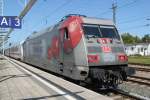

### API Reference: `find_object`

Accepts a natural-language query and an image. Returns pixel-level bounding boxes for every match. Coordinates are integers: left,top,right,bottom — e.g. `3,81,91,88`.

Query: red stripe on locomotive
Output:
61,16,83,49
48,36,60,59
48,16,83,59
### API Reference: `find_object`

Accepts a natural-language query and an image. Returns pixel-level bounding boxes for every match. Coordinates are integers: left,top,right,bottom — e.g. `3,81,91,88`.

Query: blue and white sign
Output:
0,16,21,29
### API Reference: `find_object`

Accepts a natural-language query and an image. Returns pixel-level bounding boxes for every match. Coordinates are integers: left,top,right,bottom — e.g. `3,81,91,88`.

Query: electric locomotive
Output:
6,14,135,88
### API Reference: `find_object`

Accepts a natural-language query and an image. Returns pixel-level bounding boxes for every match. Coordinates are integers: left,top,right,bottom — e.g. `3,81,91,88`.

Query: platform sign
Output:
0,16,21,29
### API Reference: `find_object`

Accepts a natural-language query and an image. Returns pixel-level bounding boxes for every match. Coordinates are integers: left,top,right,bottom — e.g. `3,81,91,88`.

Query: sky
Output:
3,0,150,47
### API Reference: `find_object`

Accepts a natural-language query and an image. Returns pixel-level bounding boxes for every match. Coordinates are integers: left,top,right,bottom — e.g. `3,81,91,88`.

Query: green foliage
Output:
121,33,150,44
142,34,150,43
121,33,136,44
134,36,141,43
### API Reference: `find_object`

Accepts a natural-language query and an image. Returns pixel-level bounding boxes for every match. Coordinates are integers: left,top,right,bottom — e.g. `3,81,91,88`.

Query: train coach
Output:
4,44,23,60
5,14,135,88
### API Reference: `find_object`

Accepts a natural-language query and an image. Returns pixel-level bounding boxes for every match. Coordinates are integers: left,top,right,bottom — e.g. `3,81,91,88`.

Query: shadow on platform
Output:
21,91,84,100
0,74,31,82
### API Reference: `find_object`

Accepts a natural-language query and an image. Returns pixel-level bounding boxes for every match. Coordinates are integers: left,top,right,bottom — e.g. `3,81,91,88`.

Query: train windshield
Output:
82,25,101,38
100,26,120,40
82,24,120,40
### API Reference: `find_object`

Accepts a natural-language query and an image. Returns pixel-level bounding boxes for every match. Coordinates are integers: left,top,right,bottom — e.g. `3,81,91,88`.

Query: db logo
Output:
69,19,78,32
102,46,112,53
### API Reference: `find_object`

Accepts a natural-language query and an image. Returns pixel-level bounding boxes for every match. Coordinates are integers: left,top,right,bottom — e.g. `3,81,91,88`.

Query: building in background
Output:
125,43,150,56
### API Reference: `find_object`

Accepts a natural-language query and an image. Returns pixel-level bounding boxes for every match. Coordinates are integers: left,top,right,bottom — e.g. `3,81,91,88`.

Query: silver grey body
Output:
5,16,132,86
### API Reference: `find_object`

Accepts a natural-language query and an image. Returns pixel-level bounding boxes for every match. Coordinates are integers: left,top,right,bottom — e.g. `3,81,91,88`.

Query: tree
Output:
134,36,141,43
121,33,150,44
142,34,150,43
121,33,136,44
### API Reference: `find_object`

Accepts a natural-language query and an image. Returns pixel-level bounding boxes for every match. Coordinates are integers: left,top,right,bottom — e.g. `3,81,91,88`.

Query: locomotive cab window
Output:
82,24,120,40
100,26,120,40
64,28,69,40
82,24,101,38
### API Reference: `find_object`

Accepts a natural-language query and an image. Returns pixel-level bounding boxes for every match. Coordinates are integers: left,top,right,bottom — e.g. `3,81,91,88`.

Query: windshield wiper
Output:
87,35,98,38
112,38,121,43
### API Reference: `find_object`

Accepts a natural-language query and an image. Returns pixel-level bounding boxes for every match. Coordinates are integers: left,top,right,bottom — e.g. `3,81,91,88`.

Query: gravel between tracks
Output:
118,82,150,98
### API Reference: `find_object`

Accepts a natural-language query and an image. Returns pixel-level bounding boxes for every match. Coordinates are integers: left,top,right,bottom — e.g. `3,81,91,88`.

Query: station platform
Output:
0,55,112,100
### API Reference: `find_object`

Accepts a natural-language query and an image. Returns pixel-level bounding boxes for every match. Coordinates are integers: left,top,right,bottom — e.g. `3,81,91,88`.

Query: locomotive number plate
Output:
103,54,115,62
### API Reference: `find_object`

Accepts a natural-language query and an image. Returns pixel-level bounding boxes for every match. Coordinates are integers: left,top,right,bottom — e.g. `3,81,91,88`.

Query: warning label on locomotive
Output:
0,16,21,28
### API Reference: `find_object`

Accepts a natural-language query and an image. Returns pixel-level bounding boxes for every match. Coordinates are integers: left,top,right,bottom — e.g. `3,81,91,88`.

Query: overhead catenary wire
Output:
119,24,150,31
95,0,138,17
4,0,37,42
5,0,145,47
30,0,72,32
95,0,140,29
5,0,73,48
117,0,137,9
118,16,150,25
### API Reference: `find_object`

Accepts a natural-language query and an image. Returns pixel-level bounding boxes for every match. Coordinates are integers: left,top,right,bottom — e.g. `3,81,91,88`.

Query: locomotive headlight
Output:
118,54,128,62
87,54,100,63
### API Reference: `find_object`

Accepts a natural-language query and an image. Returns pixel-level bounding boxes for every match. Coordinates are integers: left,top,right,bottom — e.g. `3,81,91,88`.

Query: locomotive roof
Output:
82,17,114,25
60,14,114,25
26,16,114,40
26,25,57,40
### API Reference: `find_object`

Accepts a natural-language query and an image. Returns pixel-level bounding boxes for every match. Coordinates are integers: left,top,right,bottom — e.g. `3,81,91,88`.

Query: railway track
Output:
129,64,150,72
133,67,150,72
7,57,150,100
109,89,147,100
128,76,150,86
128,64,150,87
97,88,148,100
129,63,150,67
